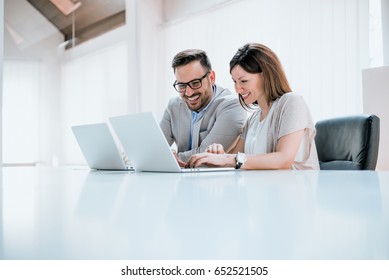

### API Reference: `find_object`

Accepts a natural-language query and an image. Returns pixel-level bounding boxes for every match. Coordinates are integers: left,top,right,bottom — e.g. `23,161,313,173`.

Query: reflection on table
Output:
0,167,388,260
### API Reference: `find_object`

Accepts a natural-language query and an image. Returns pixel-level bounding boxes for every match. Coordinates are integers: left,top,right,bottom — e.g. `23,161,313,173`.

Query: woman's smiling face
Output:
231,65,265,105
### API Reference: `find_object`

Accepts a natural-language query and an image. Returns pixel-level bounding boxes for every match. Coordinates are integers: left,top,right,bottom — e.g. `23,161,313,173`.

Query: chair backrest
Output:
315,114,380,170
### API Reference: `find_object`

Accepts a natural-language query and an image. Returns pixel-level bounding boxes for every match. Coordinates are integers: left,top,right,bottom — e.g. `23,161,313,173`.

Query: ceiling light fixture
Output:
49,0,82,16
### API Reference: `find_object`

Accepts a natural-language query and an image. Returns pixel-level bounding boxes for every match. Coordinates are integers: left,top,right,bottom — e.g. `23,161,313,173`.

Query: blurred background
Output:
1,0,388,167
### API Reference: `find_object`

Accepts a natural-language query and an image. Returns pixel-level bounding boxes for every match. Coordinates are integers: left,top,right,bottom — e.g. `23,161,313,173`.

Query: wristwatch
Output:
235,152,247,169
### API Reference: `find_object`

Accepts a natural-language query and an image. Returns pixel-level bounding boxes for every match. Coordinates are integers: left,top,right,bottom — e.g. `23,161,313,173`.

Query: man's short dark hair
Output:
172,49,212,73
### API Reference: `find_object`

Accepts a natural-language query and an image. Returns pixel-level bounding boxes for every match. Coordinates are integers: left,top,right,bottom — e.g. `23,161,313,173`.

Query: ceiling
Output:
26,0,126,48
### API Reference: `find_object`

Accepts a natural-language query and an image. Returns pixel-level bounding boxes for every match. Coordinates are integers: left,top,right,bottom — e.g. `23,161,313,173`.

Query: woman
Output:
186,43,319,170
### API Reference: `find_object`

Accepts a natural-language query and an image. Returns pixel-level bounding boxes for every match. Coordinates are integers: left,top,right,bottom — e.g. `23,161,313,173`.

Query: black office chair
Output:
315,114,380,170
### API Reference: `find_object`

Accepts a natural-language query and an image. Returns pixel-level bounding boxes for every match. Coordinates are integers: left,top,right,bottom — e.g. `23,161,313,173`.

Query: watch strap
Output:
235,153,245,169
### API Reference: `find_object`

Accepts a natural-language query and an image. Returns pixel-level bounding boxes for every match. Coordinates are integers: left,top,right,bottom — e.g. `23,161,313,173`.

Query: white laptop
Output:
109,112,236,173
72,123,132,171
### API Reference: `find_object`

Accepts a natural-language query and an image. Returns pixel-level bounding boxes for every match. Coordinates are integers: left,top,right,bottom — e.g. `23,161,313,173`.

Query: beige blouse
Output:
241,92,319,170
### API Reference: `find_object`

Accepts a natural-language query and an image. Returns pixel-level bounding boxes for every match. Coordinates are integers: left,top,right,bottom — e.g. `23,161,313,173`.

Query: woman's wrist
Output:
227,154,237,167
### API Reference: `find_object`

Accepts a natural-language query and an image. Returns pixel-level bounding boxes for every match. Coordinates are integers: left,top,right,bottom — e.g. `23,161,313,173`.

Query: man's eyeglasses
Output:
173,72,210,93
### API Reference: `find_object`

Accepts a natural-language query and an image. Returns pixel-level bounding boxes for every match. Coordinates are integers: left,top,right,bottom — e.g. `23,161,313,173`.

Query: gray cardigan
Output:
160,85,247,162
242,93,319,170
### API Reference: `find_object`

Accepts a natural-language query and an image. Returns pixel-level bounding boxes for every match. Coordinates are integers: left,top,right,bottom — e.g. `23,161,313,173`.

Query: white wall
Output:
163,0,370,124
60,40,129,164
382,0,389,64
2,0,165,165
136,0,165,116
0,0,4,166
59,0,166,165
3,0,63,165
163,0,234,22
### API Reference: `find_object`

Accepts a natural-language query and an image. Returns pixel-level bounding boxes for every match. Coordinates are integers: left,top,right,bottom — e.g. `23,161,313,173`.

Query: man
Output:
160,49,247,165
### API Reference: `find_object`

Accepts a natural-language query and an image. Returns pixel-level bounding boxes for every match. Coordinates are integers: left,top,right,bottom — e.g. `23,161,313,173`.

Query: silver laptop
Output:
72,123,132,171
109,112,236,173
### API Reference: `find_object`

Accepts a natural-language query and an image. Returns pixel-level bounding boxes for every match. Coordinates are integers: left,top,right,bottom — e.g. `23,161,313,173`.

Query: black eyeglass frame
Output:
173,72,210,93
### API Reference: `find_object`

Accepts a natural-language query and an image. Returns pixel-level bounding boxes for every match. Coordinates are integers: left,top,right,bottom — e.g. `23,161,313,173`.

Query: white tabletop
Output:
1,166,388,260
